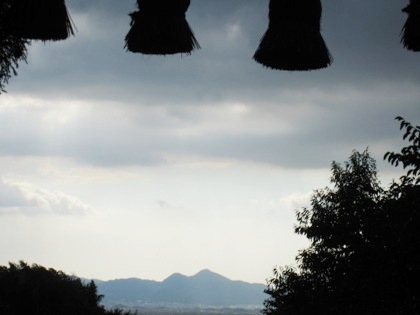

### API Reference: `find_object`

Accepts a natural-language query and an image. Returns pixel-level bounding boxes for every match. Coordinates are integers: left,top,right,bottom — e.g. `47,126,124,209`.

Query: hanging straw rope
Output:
125,0,200,55
7,0,75,41
401,0,420,51
253,0,332,71
0,0,29,93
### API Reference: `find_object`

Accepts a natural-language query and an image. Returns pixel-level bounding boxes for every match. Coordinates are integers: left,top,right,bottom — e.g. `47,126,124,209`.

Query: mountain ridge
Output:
94,269,266,308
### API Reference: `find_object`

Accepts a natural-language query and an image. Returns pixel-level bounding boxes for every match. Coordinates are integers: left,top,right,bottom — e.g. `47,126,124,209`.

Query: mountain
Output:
95,269,266,308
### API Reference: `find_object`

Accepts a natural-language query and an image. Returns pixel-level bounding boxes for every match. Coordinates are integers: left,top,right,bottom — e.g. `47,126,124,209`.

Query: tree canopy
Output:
0,261,134,315
262,117,420,315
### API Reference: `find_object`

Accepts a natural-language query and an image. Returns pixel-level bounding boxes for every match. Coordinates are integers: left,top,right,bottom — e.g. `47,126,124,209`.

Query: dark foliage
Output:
0,261,135,315
384,116,420,184
262,117,420,315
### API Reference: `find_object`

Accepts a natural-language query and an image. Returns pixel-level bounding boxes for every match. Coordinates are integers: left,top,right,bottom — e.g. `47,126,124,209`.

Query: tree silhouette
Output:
0,261,135,315
262,117,420,315
384,116,420,185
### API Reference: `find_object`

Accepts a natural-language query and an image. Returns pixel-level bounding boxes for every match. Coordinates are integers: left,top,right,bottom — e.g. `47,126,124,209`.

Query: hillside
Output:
95,269,266,309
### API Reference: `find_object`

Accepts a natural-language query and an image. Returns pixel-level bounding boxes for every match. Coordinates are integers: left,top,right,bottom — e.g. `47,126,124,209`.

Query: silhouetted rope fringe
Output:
0,0,29,93
253,0,332,71
7,0,75,41
401,0,420,51
125,0,200,55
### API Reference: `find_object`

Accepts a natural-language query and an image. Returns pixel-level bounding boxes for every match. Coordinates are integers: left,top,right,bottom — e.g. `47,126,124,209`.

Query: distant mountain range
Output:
94,269,266,308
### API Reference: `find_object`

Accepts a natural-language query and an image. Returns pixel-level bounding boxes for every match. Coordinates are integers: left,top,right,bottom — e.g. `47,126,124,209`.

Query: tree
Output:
262,117,420,315
384,116,420,185
0,0,29,93
0,261,135,315
263,149,384,315
380,117,420,314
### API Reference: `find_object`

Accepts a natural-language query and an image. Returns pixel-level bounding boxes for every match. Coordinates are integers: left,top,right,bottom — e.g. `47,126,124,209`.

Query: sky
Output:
0,0,419,285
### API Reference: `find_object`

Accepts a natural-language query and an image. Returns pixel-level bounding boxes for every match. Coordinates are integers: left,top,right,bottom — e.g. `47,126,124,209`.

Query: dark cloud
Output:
9,0,420,99
1,0,419,169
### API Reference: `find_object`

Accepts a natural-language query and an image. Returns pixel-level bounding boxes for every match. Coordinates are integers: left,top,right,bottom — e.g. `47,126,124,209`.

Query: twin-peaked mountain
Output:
95,269,266,307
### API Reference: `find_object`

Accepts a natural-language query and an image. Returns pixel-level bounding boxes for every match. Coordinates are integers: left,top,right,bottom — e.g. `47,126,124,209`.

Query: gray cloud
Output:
1,80,419,170
10,0,418,100
1,0,419,170
156,200,169,209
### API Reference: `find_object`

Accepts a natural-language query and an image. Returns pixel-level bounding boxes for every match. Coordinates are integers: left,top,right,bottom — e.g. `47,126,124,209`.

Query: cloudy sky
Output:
1,0,419,284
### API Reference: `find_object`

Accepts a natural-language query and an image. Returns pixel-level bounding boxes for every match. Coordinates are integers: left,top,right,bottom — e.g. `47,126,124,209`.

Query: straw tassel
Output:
8,0,75,41
0,0,29,93
125,0,200,55
253,0,332,71
401,0,420,51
